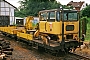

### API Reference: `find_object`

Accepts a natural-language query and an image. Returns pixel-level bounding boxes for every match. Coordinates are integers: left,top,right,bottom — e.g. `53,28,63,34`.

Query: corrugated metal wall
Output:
0,16,9,26
0,0,15,26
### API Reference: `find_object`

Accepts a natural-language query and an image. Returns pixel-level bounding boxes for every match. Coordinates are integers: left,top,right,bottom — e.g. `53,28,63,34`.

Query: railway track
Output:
68,52,90,60
0,33,90,60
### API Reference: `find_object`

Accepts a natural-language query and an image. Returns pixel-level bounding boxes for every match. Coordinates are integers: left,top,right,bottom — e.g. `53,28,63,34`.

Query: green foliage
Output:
15,0,61,17
79,17,90,41
63,5,73,9
80,17,88,35
81,5,90,17
80,17,88,21
85,18,90,41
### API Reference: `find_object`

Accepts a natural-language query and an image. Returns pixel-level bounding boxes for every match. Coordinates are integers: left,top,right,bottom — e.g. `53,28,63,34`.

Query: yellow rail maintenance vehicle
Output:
17,9,84,53
35,9,84,52
0,8,85,54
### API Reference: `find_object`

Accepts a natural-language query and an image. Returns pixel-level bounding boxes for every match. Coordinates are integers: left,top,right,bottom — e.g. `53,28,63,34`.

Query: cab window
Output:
63,12,78,21
64,13,68,20
40,12,47,21
47,11,55,22
68,13,77,20
56,11,60,22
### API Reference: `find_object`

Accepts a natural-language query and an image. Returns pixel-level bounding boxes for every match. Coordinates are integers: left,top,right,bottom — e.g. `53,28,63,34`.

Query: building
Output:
0,0,16,26
15,17,24,26
67,1,87,11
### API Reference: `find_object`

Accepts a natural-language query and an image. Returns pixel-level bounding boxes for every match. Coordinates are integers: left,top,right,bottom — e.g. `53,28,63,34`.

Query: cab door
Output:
39,12,47,33
46,11,61,34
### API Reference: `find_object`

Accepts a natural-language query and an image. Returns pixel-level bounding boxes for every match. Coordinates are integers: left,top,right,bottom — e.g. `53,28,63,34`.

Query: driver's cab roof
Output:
39,9,78,13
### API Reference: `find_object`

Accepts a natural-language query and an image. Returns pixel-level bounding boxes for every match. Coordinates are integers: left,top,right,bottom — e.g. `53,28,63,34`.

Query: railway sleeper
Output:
0,37,13,59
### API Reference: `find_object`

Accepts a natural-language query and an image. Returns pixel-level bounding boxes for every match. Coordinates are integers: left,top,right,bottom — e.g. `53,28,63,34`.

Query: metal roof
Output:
3,0,17,9
39,9,77,13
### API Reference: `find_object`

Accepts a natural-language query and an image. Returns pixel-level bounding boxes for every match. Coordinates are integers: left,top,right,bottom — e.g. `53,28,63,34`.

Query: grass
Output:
85,18,90,41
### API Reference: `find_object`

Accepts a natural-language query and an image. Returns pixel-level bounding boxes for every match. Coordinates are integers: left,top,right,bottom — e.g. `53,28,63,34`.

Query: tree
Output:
63,5,73,9
15,0,61,17
81,5,90,17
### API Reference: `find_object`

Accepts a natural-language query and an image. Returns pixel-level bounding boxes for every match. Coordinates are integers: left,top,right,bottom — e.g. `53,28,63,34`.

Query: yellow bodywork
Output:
25,16,34,30
39,21,62,34
0,26,33,40
0,27,16,34
0,16,38,41
38,9,82,44
39,21,79,41
64,21,79,34
0,9,81,45
17,32,33,40
0,27,24,34
25,16,38,30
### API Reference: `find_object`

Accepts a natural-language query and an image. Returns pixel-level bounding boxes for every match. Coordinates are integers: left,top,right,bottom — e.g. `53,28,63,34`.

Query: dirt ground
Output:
8,39,90,60
75,42,90,57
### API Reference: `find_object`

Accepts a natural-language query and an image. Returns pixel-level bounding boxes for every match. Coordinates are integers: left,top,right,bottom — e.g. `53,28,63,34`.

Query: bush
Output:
81,5,90,17
80,17,88,35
